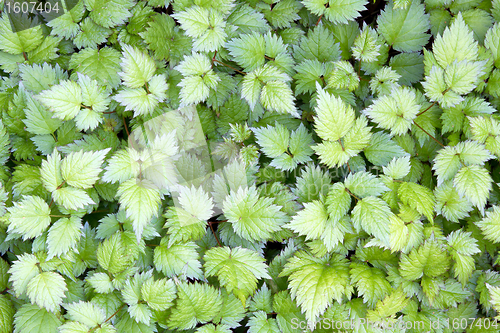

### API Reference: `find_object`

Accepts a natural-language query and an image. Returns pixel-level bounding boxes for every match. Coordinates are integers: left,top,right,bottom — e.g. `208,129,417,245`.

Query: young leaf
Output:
453,165,492,215
47,217,83,259
7,195,51,240
118,44,156,89
37,80,82,121
223,186,287,242
26,271,67,313
313,83,355,141
153,238,203,279
117,178,161,242
204,246,270,304
61,149,110,189
13,304,61,333
279,251,350,325
167,282,223,330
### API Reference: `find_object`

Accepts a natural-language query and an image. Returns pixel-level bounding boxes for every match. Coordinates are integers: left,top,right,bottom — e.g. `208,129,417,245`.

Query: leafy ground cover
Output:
2,0,500,332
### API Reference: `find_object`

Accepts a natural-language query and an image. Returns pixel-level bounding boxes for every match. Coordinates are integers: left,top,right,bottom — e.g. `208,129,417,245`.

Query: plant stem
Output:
212,59,246,75
413,121,444,147
208,221,222,246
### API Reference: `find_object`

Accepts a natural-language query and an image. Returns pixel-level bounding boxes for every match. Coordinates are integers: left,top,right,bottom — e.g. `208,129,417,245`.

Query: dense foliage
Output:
3,0,500,331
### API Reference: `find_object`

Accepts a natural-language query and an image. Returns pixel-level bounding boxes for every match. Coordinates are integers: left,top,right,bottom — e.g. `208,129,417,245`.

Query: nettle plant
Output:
4,0,500,332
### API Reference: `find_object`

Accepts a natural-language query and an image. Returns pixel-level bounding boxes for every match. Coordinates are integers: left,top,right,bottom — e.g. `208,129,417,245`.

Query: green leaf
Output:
377,0,430,52
293,25,341,63
167,282,223,330
7,195,51,240
153,238,203,279
97,232,132,275
365,287,409,323
279,251,350,325
227,4,270,35
204,246,270,304
398,182,435,223
47,217,83,259
476,205,500,243
447,230,480,285
226,32,265,72
364,86,420,135
253,123,289,158
0,294,14,333
173,6,227,52
350,263,392,308
117,178,161,242
141,278,176,311
352,196,392,245
485,22,500,68
389,52,424,85
445,60,485,95
69,47,122,89
302,0,367,25
313,84,355,141
53,186,95,211
383,155,411,179
389,214,423,253
248,284,273,313
87,0,134,28
23,94,62,135
118,44,156,89
247,311,280,333
325,182,351,221
344,171,389,198
26,271,67,312
64,301,107,327
0,13,43,55
453,165,492,215
352,24,380,62
364,132,407,167
432,12,478,68
399,241,451,280
223,186,287,242
61,149,110,189
37,80,82,121
13,304,61,333
8,254,40,298
434,180,473,222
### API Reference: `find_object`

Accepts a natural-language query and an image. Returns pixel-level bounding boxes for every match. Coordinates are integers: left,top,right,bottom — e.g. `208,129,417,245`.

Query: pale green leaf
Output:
26,271,67,312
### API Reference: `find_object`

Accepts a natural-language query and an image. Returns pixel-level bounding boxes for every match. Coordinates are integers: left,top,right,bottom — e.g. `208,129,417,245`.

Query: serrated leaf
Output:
61,149,110,189
167,282,223,330
118,44,156,89
398,182,435,223
223,186,287,242
37,80,82,121
117,178,161,242
26,271,67,312
204,246,270,304
8,254,40,298
377,0,430,52
344,171,389,198
313,84,355,141
399,241,450,280
141,278,176,311
279,251,350,325
453,165,492,215
47,216,82,258
352,196,392,245
153,238,203,279
64,301,107,327
14,304,61,333
7,195,51,240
